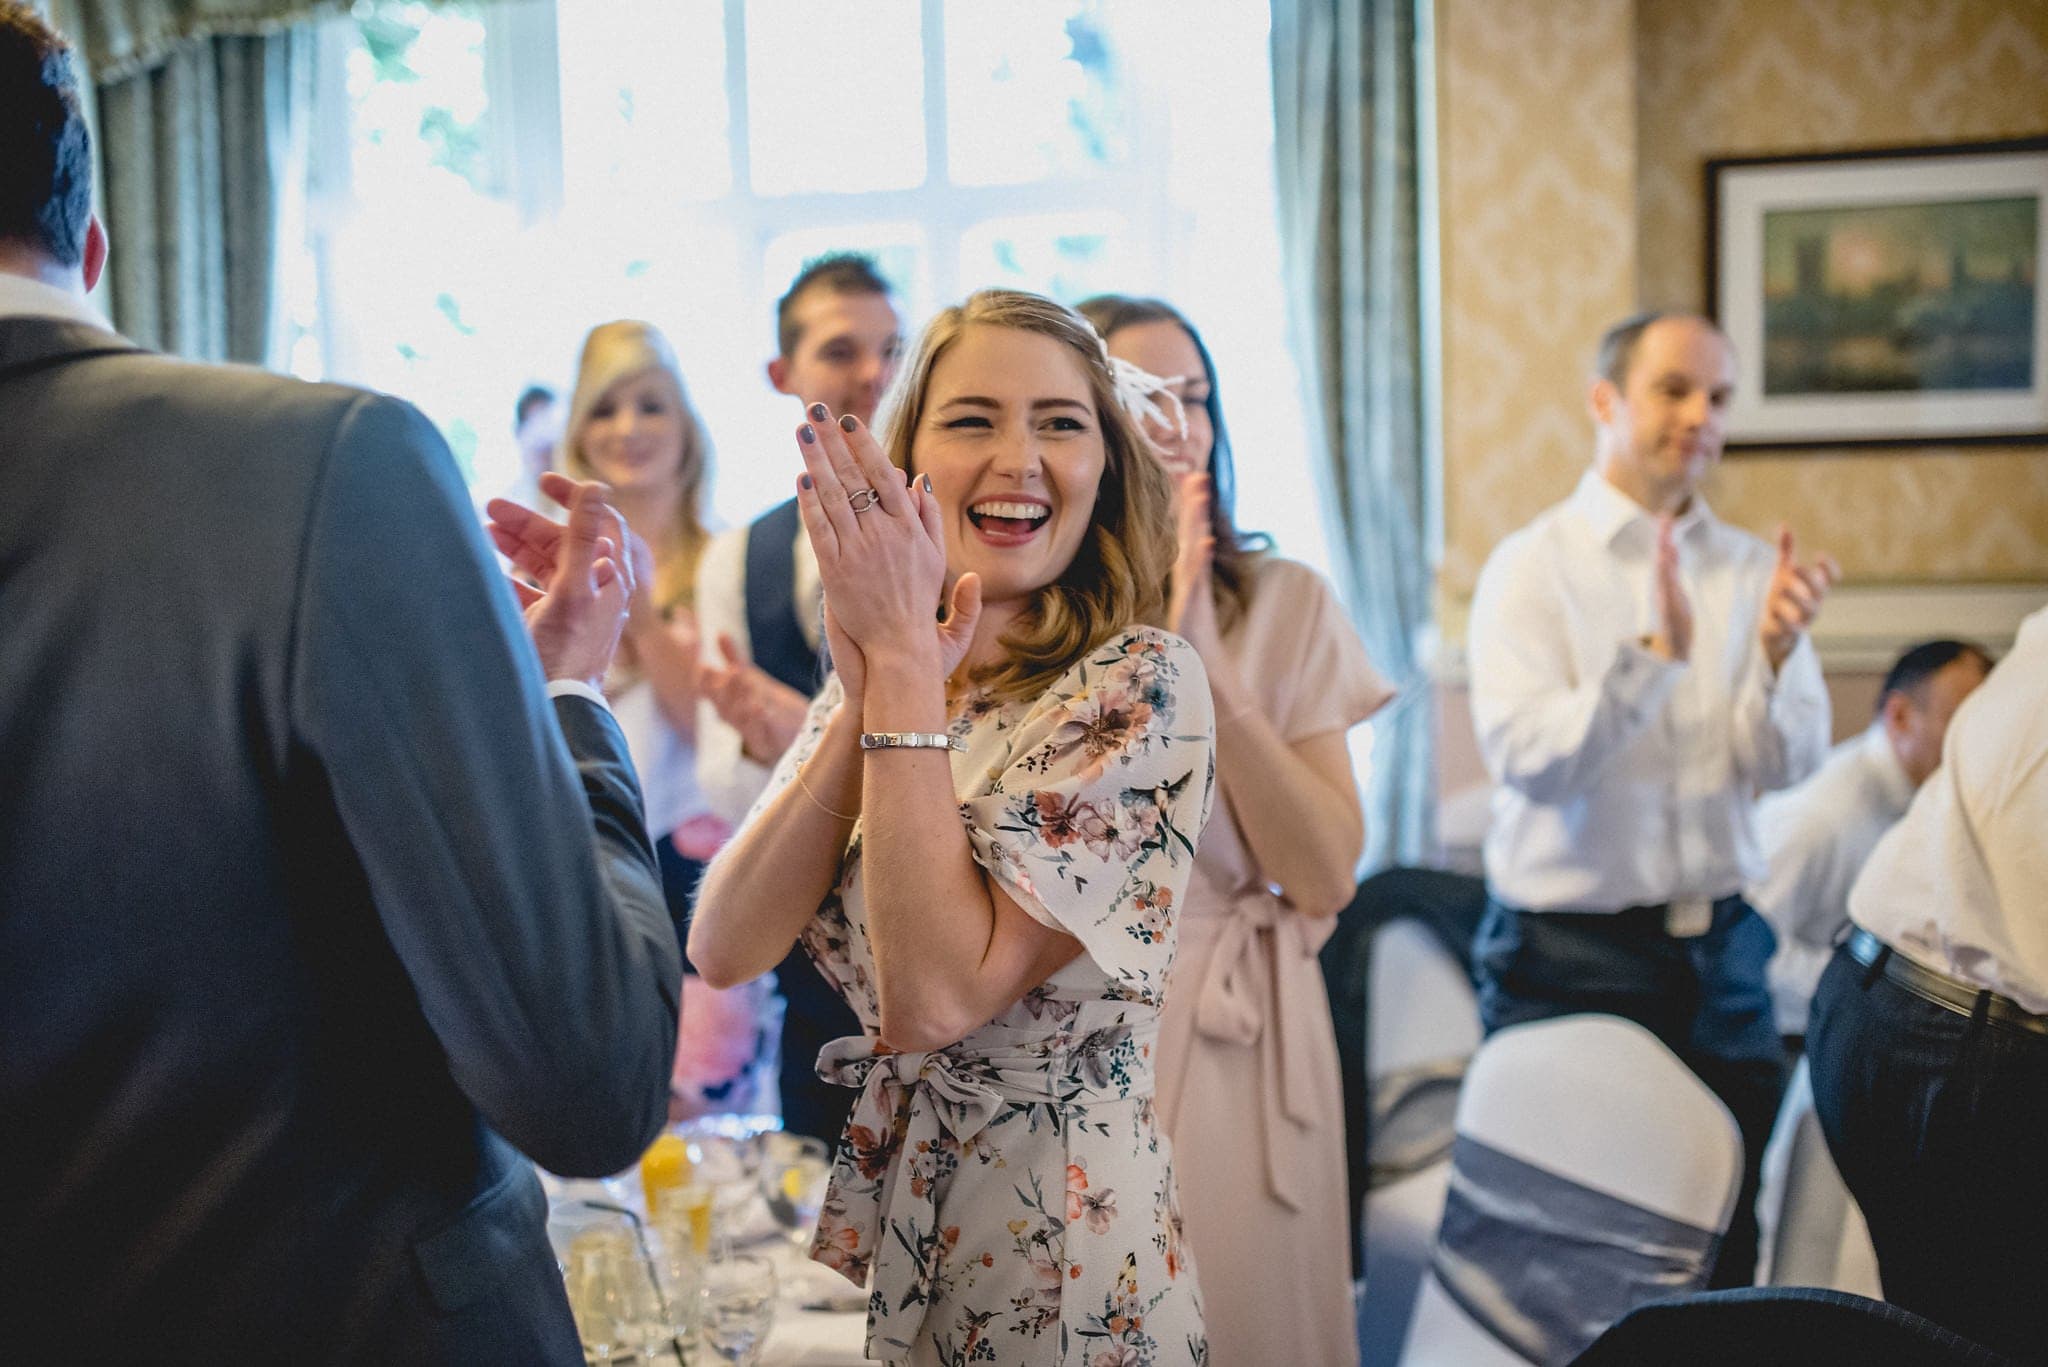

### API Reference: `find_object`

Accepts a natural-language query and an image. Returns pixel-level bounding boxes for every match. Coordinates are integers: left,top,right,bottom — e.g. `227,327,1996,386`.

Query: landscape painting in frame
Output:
1708,138,2048,449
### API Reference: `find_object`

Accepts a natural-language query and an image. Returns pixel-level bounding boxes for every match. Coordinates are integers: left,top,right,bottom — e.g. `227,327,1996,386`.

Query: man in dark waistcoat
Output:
693,253,903,1143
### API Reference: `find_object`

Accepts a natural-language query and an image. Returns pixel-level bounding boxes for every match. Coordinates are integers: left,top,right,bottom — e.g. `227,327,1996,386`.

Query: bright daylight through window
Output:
281,0,1326,571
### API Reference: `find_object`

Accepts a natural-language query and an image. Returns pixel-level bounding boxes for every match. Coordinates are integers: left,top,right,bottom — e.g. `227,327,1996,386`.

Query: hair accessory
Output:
859,731,966,753
1098,344,1188,446
847,488,881,513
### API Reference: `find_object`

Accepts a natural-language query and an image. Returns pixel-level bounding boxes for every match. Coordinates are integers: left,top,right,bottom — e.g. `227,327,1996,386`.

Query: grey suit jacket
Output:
0,317,681,1363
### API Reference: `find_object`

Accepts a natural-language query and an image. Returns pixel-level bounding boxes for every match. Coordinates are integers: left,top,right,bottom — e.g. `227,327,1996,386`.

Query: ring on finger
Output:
848,488,882,514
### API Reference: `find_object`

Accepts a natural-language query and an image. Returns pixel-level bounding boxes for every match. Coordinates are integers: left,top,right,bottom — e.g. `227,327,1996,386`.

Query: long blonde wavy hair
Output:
559,320,713,613
876,289,1177,702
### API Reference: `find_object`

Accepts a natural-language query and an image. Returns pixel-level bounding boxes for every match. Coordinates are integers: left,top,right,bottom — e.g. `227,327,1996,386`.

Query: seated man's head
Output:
767,253,902,429
1588,311,1735,515
0,2,103,291
1877,639,1993,786
513,384,560,471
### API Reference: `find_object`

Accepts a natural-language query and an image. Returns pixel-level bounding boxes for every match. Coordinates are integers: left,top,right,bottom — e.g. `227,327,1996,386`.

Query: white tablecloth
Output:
757,1244,873,1366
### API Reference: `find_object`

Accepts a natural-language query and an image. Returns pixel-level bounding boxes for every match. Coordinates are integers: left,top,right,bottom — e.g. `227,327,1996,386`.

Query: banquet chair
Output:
1398,1015,1742,1367
1568,1286,2016,1366
1754,1056,1882,1296
1356,917,1483,1366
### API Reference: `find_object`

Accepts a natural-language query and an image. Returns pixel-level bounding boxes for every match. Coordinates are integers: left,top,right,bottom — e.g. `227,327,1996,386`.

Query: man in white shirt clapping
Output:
1751,639,1990,1044
1809,609,2048,1360
1467,311,1838,1286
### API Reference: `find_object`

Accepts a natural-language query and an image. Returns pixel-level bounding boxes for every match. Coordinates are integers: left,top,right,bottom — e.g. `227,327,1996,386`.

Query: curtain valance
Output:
59,0,393,80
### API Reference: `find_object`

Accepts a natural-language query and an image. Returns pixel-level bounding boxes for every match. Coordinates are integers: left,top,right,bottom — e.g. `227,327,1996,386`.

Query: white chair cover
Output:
1359,918,1484,1364
1755,1055,1883,1297
1399,1015,1742,1366
1367,918,1483,1078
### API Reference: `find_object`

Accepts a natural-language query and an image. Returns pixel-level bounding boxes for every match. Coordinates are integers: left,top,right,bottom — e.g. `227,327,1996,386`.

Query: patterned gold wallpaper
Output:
1435,0,1639,614
1437,0,2048,623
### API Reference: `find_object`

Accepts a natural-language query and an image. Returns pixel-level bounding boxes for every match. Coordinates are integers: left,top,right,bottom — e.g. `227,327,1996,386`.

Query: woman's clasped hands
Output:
791,403,982,704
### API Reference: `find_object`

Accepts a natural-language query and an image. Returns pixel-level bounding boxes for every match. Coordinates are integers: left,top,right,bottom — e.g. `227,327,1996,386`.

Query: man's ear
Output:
767,355,793,396
1588,376,1618,427
1880,688,1914,738
82,215,108,294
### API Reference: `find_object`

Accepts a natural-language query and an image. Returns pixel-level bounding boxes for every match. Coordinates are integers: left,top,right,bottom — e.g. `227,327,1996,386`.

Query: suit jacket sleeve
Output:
287,393,680,1178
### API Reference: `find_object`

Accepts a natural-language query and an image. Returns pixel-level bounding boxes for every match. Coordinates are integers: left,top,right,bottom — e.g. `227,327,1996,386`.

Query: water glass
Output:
563,1230,664,1363
698,1254,778,1366
689,1133,764,1257
758,1134,833,1249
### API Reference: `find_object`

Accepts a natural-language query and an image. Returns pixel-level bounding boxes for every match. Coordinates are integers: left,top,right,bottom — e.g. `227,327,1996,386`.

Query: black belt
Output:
1847,929,2048,1038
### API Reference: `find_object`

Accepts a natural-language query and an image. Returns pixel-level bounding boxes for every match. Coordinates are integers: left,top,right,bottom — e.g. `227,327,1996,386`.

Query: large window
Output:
287,0,1323,568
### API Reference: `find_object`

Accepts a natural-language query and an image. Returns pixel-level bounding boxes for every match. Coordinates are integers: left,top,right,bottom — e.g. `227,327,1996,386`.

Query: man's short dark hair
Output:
775,252,892,359
514,384,555,430
1594,310,1728,386
0,2,93,267
1877,638,1994,710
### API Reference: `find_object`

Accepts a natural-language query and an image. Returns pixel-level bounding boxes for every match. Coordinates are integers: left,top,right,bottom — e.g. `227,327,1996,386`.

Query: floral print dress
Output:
752,627,1216,1367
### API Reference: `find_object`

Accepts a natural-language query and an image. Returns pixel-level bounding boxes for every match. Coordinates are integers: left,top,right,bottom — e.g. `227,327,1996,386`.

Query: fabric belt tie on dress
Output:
812,1014,1158,1361
1190,886,1332,1212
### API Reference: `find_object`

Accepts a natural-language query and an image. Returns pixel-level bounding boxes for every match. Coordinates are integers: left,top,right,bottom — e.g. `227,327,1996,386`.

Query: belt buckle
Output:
1665,897,1713,939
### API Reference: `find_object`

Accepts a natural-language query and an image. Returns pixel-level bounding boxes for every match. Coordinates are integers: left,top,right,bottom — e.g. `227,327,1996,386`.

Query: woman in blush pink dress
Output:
1083,296,1393,1366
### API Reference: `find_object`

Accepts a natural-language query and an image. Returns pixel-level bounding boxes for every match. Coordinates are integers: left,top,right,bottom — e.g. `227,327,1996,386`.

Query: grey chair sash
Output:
1431,1135,1721,1365
1368,1056,1466,1185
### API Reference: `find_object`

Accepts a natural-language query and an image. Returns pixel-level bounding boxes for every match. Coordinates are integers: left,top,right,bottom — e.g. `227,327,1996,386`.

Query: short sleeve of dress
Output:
957,629,1216,1001
1244,558,1395,743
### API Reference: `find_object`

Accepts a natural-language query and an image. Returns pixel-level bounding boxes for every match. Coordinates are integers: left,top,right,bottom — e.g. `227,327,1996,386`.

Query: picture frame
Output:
1706,136,2048,450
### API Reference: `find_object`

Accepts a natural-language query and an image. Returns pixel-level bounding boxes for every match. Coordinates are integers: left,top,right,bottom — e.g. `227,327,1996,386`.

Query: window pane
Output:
943,0,1127,188
746,0,926,195
558,0,731,206
958,211,1130,304
347,2,491,198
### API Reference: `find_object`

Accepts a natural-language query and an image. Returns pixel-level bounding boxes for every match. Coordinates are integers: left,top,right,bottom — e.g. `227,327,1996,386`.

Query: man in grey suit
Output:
0,6,680,1361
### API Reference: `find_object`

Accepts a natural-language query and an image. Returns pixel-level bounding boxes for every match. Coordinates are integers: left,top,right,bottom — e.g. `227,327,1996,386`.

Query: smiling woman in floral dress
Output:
690,289,1215,1367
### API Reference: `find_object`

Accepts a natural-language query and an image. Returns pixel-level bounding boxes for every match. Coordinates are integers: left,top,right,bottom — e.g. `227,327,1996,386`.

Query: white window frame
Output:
698,0,1177,321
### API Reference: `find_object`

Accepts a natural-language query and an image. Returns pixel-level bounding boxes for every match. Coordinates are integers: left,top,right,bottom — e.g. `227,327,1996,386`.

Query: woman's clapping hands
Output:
792,403,981,704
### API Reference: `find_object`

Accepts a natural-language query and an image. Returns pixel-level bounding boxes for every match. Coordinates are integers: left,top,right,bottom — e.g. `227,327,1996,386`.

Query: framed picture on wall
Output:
1706,136,2048,449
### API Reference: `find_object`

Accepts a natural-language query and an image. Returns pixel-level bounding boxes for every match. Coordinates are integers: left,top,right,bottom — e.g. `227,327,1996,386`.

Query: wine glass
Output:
647,1213,706,1364
698,1254,778,1366
758,1134,832,1250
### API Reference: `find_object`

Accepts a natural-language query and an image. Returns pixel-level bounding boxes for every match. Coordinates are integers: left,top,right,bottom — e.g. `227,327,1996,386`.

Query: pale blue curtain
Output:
36,1,348,363
96,28,311,363
1271,0,1433,870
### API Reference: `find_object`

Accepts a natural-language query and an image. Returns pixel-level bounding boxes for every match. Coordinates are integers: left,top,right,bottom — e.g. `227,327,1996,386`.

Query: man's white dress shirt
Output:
1850,607,2048,1012
692,518,821,826
1751,723,1914,1034
1469,468,1831,913
0,273,108,329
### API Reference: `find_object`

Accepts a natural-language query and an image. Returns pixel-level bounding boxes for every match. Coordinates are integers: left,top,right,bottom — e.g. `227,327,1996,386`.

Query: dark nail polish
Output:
839,414,858,433
800,424,816,444
808,403,828,422
921,473,933,493
800,473,814,490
